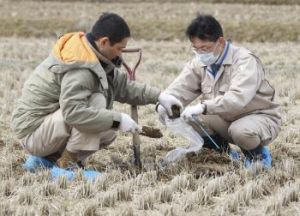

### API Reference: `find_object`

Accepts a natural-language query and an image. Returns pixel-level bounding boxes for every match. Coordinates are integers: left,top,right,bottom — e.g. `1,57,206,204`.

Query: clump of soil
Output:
140,126,163,138
186,148,231,164
170,105,181,119
186,148,232,176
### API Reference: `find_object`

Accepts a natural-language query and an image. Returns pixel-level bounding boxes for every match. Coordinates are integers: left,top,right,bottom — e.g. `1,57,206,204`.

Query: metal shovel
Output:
122,48,143,170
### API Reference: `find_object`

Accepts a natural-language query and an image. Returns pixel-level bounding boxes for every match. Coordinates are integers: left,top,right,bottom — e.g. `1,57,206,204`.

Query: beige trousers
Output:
198,114,280,150
21,93,117,161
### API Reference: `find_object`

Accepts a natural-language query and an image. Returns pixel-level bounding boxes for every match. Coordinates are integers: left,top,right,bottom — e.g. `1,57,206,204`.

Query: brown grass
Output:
0,2,299,42
0,16,298,42
12,0,300,5
0,18,76,38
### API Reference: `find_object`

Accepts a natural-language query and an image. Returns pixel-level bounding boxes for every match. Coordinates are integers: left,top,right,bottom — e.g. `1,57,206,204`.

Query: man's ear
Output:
219,37,226,46
97,37,110,47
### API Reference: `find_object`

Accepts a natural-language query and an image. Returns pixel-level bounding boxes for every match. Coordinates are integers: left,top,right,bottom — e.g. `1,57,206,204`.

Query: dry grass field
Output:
0,0,300,215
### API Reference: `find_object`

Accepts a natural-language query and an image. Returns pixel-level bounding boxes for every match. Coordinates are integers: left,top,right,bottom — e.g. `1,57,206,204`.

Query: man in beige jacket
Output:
157,14,281,169
12,12,182,180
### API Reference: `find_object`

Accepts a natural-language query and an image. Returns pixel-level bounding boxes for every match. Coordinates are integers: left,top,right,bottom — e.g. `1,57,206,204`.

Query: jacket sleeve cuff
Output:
203,100,215,115
112,112,122,129
202,103,207,115
145,87,161,104
155,102,160,112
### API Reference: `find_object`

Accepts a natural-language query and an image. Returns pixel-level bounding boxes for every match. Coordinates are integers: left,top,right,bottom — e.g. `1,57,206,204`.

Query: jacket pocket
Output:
201,85,212,100
48,64,62,73
202,85,212,94
218,84,229,95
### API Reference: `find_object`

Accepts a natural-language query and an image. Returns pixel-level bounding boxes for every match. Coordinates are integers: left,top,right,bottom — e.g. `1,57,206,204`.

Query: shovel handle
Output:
122,48,142,81
122,48,141,53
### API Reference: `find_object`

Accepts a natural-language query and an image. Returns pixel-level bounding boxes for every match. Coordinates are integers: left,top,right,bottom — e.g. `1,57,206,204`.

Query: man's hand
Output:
156,104,168,125
181,104,206,121
158,92,183,117
119,113,140,133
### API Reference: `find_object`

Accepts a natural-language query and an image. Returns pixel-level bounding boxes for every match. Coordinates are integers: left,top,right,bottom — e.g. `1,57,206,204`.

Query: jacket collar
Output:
48,33,111,90
220,41,233,66
85,32,115,74
86,40,115,75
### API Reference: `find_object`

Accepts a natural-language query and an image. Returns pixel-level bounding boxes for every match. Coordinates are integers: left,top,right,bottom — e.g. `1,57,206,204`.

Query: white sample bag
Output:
164,117,204,164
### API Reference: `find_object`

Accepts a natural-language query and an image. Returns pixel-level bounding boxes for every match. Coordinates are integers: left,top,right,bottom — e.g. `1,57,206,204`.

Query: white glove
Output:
119,113,140,133
158,92,183,117
181,104,205,121
157,104,168,125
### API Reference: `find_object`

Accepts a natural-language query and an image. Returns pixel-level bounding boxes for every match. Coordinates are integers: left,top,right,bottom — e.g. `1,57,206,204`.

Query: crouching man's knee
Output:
228,124,261,151
22,109,71,156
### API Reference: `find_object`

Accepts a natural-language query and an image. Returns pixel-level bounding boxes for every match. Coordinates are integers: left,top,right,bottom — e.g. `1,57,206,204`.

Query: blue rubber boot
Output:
243,146,272,169
23,155,55,172
50,166,101,182
82,170,102,182
50,166,76,181
229,149,241,162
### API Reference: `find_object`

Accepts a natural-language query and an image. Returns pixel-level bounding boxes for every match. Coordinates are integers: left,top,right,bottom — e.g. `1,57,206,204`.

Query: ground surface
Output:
0,0,300,215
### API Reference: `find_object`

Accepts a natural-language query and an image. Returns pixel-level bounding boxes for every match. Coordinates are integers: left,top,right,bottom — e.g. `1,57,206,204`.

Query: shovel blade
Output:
133,132,142,170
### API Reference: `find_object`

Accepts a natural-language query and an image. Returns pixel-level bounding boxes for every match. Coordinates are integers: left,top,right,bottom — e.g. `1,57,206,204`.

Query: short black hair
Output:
186,14,223,42
92,12,130,45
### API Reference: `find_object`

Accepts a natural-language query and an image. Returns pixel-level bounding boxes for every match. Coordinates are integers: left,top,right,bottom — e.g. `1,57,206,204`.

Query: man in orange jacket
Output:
12,12,182,180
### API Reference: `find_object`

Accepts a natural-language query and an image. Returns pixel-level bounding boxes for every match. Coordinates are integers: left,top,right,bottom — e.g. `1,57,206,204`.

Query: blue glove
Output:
229,149,241,161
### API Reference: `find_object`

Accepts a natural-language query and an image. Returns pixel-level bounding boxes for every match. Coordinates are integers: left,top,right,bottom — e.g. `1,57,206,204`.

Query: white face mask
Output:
192,41,221,65
195,52,219,65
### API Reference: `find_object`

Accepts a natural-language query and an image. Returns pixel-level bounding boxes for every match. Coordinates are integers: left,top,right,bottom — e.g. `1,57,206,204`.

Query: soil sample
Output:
141,126,163,138
186,148,231,164
170,105,181,119
186,148,232,176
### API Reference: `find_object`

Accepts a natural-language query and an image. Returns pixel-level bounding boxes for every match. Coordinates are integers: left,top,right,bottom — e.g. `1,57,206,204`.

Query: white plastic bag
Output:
164,117,204,164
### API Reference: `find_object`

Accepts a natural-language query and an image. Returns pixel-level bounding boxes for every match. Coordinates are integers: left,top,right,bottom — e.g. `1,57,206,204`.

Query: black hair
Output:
186,14,223,42
92,12,130,45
